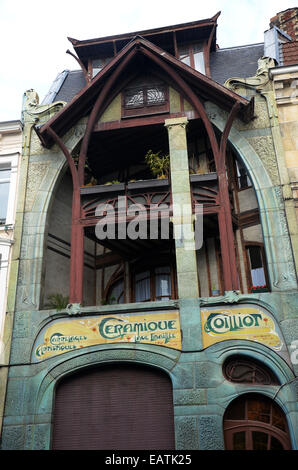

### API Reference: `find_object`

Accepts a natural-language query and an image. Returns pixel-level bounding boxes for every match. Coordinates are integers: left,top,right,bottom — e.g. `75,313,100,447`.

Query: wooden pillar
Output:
69,188,84,304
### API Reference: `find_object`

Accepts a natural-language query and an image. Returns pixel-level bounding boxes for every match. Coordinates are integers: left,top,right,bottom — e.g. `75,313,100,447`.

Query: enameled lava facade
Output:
1,10,298,450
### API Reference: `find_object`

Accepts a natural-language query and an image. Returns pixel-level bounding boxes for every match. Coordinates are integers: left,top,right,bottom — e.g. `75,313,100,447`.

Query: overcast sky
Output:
0,0,297,122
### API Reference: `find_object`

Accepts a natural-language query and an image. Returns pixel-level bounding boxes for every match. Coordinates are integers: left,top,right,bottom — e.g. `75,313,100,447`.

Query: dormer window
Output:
122,77,169,117
92,57,113,77
178,42,205,74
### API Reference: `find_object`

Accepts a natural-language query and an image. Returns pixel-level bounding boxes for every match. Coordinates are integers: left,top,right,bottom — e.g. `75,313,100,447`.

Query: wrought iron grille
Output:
223,356,280,385
124,85,166,109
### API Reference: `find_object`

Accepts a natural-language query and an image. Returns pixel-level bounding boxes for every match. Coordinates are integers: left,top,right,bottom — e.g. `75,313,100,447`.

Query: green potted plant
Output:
145,149,170,179
46,293,69,310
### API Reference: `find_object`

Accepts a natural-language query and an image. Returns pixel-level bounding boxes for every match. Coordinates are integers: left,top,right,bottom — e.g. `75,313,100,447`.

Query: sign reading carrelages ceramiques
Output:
201,304,283,351
32,311,181,362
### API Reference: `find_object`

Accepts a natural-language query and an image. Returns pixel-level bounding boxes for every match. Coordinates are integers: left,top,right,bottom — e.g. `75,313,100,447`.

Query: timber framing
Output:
34,25,256,303
36,35,254,149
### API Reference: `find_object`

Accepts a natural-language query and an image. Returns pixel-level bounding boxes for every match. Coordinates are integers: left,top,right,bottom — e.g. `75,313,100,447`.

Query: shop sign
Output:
32,311,181,362
201,305,283,351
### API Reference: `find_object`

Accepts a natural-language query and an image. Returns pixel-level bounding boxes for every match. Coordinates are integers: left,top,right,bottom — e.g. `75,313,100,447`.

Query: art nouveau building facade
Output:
0,10,297,450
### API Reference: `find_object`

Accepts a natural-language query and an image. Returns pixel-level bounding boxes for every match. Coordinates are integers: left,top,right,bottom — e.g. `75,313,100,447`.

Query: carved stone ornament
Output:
23,89,39,109
22,89,66,124
225,57,276,92
200,290,241,306
66,303,81,315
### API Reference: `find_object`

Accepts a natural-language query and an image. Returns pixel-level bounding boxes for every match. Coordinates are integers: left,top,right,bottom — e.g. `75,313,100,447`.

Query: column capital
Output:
164,116,188,130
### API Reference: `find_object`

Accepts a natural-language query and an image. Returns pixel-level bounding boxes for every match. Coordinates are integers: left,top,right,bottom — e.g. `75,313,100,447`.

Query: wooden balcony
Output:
80,173,223,223
80,178,171,224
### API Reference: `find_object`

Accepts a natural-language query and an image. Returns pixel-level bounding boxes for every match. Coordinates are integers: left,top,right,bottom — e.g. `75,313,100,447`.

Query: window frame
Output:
223,355,280,385
234,158,253,191
245,243,269,292
0,153,18,226
122,82,169,118
132,263,177,303
177,41,206,74
224,395,291,450
0,165,11,225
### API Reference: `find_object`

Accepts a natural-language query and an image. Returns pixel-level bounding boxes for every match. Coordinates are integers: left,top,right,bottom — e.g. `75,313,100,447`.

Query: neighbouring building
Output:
0,10,297,450
0,120,22,432
269,7,298,272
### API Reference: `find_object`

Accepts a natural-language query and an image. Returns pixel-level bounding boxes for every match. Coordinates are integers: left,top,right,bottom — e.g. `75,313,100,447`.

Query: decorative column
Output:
165,117,199,299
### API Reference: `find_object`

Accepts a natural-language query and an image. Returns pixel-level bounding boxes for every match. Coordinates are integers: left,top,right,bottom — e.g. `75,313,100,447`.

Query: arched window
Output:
224,394,291,450
223,356,280,385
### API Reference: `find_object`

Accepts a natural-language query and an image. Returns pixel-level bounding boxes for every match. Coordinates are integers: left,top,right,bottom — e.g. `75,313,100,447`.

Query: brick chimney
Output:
270,7,298,40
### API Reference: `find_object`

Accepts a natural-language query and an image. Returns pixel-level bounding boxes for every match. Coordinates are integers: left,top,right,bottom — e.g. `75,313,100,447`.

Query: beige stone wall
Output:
273,70,298,216
272,68,298,271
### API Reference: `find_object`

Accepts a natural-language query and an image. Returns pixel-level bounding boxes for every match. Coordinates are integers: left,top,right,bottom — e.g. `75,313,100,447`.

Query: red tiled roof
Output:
282,42,298,65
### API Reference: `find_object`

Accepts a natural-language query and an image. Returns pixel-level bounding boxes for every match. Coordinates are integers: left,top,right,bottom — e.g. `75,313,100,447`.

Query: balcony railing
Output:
81,178,171,223
80,172,222,224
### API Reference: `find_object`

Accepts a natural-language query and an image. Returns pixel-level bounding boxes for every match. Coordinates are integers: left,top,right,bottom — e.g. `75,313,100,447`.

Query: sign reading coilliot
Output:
201,305,283,351
32,311,181,362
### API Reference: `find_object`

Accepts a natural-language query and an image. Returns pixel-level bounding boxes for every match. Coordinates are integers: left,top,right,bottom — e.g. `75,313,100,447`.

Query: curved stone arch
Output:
18,118,88,312
31,344,179,449
34,344,179,417
211,339,295,386
207,338,298,448
204,101,297,292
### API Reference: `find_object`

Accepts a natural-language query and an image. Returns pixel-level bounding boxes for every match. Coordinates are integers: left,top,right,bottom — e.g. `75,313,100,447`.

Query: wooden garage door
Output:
51,364,175,450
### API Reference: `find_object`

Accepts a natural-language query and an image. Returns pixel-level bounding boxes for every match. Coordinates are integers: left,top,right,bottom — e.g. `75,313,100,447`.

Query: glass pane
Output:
252,431,268,450
233,432,246,450
135,271,150,302
155,268,171,300
155,266,170,274
136,271,150,282
193,42,204,53
249,246,263,269
194,51,205,74
270,436,284,450
251,267,266,287
178,46,191,66
109,280,124,304
0,169,10,180
125,89,144,108
0,181,9,222
236,159,252,188
247,399,270,423
272,406,286,431
92,57,112,75
225,399,245,420
146,87,165,105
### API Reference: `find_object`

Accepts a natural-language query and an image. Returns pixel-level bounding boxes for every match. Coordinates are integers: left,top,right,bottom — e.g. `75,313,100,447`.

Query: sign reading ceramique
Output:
32,311,181,361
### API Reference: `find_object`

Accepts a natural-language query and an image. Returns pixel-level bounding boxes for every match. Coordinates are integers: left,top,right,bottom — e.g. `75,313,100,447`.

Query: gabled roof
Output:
68,13,221,65
37,35,253,148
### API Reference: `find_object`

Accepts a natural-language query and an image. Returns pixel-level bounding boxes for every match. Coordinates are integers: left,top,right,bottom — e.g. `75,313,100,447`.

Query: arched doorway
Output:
224,394,291,450
51,363,175,450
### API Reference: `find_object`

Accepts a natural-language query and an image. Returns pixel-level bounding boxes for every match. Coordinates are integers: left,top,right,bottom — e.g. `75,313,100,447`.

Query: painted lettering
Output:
204,312,264,335
99,317,177,340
